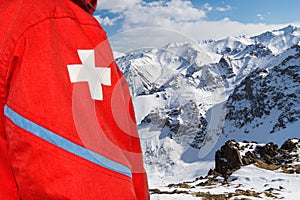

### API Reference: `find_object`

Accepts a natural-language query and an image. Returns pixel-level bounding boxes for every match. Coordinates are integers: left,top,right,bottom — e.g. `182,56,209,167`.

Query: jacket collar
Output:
71,0,97,14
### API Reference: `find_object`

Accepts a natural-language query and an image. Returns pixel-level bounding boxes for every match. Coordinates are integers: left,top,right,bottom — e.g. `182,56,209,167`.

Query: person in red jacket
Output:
0,0,149,199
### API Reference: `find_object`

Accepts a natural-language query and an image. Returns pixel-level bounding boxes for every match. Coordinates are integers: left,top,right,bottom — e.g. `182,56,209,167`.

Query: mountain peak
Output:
277,25,298,34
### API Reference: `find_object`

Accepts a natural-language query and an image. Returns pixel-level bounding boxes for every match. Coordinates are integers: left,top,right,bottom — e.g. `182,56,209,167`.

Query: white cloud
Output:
94,15,122,26
121,0,206,28
97,0,141,12
257,14,264,21
216,5,232,12
97,0,206,27
203,3,213,11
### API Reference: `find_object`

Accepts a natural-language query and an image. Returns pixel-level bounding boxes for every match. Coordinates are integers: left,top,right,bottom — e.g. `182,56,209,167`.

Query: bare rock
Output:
215,140,243,178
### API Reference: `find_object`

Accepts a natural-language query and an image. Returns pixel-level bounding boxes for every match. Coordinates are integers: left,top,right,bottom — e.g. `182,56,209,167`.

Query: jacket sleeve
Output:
4,13,149,200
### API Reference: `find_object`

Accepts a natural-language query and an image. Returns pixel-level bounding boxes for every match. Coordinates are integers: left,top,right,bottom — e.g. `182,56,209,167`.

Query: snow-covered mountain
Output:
226,45,300,136
116,25,300,190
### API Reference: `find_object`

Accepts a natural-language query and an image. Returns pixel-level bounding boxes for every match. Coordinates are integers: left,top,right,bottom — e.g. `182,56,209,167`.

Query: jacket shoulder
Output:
0,0,98,41
0,0,102,77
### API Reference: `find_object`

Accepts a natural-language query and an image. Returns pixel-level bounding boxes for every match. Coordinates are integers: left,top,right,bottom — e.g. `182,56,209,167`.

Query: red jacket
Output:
0,0,149,199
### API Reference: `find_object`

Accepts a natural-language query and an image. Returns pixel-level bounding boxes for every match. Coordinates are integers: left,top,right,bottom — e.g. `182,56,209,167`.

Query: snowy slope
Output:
150,164,300,200
150,139,300,199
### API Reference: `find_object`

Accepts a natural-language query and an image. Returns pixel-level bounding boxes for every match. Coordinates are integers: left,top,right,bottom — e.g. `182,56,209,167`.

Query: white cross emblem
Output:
67,50,111,101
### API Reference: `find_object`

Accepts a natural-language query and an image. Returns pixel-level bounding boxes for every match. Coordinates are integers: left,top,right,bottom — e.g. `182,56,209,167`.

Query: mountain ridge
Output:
115,25,300,188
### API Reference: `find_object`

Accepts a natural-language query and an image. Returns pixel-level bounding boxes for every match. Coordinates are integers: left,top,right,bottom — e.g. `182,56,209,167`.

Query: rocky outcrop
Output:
215,140,243,178
140,100,208,149
214,138,300,178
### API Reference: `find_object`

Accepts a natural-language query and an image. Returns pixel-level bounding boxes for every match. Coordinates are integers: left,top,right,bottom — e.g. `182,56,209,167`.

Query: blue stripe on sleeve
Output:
4,105,132,178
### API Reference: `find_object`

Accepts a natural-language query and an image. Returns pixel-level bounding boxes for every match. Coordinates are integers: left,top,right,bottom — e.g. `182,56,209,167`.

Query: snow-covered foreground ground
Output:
150,165,300,199
147,135,300,199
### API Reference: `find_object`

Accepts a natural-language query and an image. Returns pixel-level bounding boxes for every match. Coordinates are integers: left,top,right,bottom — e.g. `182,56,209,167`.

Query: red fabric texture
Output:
0,0,149,199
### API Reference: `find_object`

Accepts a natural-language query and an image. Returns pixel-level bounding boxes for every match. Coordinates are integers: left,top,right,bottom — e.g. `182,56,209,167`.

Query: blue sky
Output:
96,0,300,35
200,0,300,24
95,0,300,52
